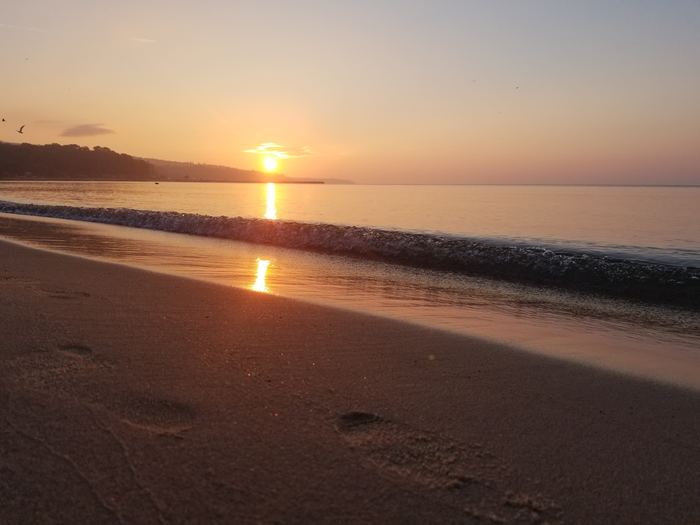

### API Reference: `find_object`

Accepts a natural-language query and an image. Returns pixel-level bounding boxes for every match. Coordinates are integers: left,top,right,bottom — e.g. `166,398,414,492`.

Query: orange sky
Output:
1,1,699,184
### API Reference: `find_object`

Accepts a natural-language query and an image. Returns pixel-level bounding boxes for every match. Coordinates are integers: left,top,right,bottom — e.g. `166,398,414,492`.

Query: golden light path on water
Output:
252,184,276,291
251,258,271,293
264,182,277,220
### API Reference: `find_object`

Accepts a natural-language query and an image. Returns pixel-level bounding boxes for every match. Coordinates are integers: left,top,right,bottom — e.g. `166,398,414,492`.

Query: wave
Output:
1,200,698,309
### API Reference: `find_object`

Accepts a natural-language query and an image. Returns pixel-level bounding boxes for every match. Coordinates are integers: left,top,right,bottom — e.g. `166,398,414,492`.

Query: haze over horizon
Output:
1,1,699,185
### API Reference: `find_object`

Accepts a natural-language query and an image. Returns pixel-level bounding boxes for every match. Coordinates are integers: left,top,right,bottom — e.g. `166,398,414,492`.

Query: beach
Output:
2,239,699,524
4,1,700,522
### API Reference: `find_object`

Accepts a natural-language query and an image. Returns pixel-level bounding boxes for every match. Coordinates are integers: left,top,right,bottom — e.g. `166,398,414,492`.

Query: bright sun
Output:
263,156,278,173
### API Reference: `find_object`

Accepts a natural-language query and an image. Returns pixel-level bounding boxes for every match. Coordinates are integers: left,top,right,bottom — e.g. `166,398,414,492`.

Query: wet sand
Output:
1,239,699,524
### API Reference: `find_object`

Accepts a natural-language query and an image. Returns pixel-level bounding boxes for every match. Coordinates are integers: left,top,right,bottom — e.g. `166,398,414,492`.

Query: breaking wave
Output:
1,200,698,309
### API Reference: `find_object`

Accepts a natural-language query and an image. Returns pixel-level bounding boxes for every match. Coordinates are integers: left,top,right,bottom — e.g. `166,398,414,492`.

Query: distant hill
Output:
145,158,352,184
144,157,293,183
0,142,344,183
0,142,154,181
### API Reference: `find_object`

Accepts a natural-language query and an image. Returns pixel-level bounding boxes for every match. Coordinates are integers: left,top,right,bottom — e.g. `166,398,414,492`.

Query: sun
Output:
263,156,278,173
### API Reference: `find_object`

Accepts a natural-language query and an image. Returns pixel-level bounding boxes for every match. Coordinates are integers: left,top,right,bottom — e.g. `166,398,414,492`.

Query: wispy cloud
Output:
0,23,45,33
131,36,156,44
61,123,115,137
244,142,312,159
33,119,67,126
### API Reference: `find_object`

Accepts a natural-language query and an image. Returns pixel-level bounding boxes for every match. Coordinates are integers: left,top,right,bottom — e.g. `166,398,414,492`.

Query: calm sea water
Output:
0,181,698,265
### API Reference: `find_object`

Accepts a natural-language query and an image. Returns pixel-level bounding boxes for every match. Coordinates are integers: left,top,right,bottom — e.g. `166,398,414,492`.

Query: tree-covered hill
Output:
0,142,330,184
0,142,155,180
0,141,326,183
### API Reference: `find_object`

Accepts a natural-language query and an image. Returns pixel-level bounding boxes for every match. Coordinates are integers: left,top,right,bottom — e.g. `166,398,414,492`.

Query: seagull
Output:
17,125,25,134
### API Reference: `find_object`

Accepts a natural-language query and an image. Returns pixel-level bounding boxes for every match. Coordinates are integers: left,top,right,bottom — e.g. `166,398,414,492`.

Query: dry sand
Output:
1,239,699,524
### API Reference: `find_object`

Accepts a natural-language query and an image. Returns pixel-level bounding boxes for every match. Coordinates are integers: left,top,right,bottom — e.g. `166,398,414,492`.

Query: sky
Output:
1,0,699,184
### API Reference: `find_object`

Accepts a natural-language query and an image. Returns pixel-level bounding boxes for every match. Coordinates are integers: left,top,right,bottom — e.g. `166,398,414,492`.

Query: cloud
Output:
0,23,44,33
244,142,313,159
61,124,115,137
33,119,67,126
131,37,156,44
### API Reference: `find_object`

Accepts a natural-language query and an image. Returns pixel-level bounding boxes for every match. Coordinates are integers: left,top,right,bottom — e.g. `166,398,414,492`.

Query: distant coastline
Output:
0,178,326,184
0,141,343,184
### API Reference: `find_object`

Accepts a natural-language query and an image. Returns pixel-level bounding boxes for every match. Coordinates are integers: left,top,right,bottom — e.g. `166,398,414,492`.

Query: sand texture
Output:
1,240,699,524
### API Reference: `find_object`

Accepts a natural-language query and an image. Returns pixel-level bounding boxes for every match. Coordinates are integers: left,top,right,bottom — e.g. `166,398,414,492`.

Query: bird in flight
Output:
17,125,25,134
1,118,5,122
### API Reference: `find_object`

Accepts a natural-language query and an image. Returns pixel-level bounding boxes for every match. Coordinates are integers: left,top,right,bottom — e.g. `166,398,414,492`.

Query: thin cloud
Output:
131,37,156,44
0,23,45,33
34,119,67,125
244,142,313,159
61,124,115,137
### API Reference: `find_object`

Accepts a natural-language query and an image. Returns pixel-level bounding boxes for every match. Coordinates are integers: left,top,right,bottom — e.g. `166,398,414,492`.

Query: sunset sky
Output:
1,1,699,184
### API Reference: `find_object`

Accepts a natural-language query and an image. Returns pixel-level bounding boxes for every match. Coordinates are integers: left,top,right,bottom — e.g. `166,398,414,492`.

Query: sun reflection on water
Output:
251,258,271,292
264,182,277,220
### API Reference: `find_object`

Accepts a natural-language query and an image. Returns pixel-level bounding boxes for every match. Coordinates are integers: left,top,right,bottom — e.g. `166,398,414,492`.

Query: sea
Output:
1,181,698,389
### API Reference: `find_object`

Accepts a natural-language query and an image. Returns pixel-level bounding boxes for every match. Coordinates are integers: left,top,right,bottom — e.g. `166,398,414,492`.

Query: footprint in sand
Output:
42,288,91,300
0,275,38,286
0,279,89,299
103,395,195,438
57,343,94,358
336,411,562,524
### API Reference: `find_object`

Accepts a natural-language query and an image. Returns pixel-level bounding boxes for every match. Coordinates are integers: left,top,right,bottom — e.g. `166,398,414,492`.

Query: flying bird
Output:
2,118,5,122
17,125,25,134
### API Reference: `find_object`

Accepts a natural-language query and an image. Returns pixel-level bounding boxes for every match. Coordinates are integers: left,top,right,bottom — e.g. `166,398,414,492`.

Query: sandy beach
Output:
1,239,699,524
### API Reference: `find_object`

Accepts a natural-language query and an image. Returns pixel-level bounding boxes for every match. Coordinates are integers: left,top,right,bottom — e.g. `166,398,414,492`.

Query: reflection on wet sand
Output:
251,258,271,293
264,183,277,220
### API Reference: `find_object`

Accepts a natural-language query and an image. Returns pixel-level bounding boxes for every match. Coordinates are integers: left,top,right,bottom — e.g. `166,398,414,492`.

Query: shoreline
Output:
2,212,699,393
2,239,700,523
0,201,697,310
